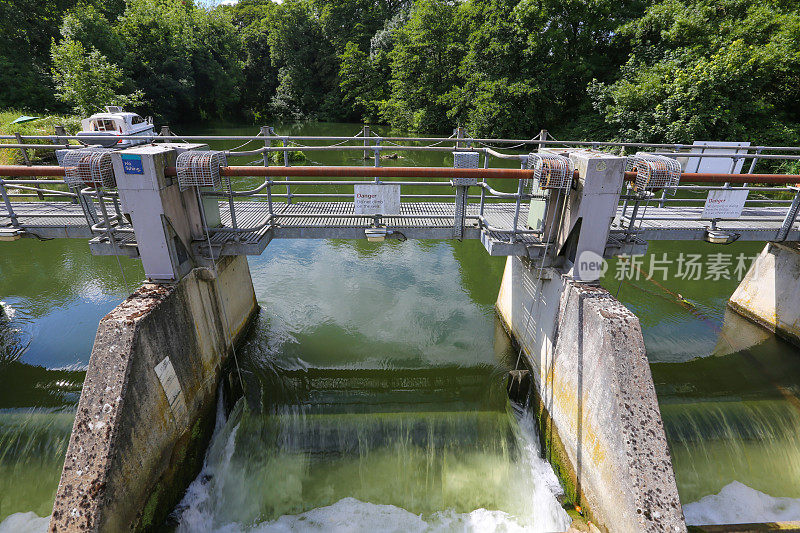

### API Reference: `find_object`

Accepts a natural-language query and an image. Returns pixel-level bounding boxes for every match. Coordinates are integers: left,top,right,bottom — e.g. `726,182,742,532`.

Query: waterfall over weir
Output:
168,239,570,532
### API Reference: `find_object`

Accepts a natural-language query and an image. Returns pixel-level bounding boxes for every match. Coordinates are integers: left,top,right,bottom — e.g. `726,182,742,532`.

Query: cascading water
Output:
169,238,571,532
605,241,800,525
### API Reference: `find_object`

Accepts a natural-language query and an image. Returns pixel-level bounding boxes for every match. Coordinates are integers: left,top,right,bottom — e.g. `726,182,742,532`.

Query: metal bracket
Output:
777,186,800,242
453,185,469,239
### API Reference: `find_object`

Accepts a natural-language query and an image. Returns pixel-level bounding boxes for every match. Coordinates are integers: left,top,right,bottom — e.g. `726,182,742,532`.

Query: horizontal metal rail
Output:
213,166,535,180
3,165,800,185
2,164,800,186
5,133,800,153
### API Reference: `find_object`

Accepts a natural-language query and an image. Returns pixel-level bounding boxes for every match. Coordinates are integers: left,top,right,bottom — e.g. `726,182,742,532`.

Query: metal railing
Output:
3,129,800,248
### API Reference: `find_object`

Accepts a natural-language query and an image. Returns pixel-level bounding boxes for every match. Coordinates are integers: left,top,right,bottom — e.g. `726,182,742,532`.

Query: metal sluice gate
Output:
1,130,800,280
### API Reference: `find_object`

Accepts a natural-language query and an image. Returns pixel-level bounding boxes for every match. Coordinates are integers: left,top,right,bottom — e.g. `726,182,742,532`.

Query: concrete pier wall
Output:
49,255,257,532
496,256,685,532
729,242,800,346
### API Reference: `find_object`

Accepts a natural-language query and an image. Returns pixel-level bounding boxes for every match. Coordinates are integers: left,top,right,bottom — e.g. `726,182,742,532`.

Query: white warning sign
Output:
702,189,749,219
354,184,401,215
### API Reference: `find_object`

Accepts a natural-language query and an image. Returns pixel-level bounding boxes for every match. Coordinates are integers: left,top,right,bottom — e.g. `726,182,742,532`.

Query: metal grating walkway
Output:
4,200,799,257
612,205,800,242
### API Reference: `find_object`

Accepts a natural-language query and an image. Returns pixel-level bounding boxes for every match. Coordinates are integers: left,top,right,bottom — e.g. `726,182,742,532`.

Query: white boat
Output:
77,106,155,148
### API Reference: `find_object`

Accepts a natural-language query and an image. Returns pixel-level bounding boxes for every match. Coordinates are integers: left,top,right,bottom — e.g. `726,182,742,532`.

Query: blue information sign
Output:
121,154,144,175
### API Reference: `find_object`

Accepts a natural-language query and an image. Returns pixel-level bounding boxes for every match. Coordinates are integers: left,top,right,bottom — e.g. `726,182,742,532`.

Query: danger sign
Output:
354,184,401,215
702,189,749,219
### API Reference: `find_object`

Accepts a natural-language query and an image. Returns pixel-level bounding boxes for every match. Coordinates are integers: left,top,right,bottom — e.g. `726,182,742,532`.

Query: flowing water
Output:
602,242,800,524
0,240,142,530
168,238,569,532
1,122,800,529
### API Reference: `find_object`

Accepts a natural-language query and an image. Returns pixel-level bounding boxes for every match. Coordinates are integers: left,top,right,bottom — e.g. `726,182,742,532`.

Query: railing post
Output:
362,125,370,161
455,127,466,149
53,126,78,204
743,148,762,188
511,163,524,243
15,132,44,200
0,178,19,227
226,175,239,240
479,153,489,217
281,136,292,204
537,129,547,151
260,126,274,216
95,187,116,248
373,138,381,183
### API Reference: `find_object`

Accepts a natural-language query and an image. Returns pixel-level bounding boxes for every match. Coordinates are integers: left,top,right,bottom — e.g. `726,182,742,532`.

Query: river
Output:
1,122,799,530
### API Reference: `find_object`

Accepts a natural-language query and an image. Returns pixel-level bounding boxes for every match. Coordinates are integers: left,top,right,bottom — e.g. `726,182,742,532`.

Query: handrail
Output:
214,166,536,180
2,164,800,184
5,134,800,153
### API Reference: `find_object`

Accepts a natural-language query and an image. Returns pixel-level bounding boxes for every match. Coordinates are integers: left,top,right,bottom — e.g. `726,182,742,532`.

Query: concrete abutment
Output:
496,255,686,532
49,255,257,532
729,242,800,346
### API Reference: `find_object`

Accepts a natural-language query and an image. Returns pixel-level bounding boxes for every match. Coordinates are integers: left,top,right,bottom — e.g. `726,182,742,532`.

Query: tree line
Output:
1,0,799,143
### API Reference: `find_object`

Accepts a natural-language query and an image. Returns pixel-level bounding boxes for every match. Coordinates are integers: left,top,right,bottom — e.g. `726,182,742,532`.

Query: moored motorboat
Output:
77,106,155,148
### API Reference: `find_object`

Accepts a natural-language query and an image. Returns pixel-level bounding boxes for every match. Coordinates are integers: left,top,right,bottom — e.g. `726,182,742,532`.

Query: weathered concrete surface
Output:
729,242,800,347
497,256,685,532
49,255,257,532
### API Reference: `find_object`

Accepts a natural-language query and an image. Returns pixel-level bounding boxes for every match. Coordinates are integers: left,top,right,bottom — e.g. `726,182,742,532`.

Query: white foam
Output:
0,512,49,533
181,497,554,533
684,481,800,525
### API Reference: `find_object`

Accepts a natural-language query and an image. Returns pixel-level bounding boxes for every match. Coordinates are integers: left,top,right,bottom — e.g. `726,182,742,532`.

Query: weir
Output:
2,131,800,531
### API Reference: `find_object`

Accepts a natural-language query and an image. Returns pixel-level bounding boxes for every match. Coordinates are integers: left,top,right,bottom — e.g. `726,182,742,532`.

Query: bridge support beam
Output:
49,255,257,532
496,257,685,532
729,241,800,346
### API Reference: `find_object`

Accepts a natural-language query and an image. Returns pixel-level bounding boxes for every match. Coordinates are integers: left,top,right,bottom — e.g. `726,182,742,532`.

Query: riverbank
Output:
0,110,80,165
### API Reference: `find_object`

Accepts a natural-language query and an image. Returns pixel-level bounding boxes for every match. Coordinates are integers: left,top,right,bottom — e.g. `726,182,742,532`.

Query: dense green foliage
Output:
1,0,799,143
591,0,800,145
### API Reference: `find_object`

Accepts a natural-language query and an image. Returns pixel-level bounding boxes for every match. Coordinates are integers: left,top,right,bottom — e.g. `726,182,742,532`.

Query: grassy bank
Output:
0,110,81,166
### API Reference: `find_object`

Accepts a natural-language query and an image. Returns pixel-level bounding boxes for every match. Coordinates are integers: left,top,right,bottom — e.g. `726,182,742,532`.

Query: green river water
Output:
1,122,800,530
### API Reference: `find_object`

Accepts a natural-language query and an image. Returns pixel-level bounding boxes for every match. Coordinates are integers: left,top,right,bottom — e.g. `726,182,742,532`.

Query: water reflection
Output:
0,240,142,369
0,239,141,527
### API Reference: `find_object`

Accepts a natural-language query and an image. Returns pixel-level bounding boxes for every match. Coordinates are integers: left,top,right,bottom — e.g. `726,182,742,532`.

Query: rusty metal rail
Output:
2,164,800,184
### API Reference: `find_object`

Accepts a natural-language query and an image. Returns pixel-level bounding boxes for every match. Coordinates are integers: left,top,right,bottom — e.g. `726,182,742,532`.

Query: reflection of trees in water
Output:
0,240,143,319
0,304,84,409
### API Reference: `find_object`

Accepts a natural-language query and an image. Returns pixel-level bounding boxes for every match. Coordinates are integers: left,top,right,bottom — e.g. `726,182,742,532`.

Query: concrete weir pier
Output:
497,257,685,532
496,150,685,532
49,256,257,531
46,143,259,531
730,241,800,346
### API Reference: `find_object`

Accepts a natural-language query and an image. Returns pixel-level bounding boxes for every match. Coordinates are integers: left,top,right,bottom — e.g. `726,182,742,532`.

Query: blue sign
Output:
121,154,144,175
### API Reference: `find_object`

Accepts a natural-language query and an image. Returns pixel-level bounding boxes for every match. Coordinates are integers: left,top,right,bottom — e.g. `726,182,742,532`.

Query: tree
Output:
115,0,242,122
384,0,465,132
268,0,343,120
229,0,279,120
591,0,800,143
0,0,126,110
51,39,143,115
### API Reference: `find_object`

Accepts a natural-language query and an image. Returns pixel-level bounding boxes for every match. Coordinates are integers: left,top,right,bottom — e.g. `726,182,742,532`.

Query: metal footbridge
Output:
4,199,798,252
2,130,800,280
